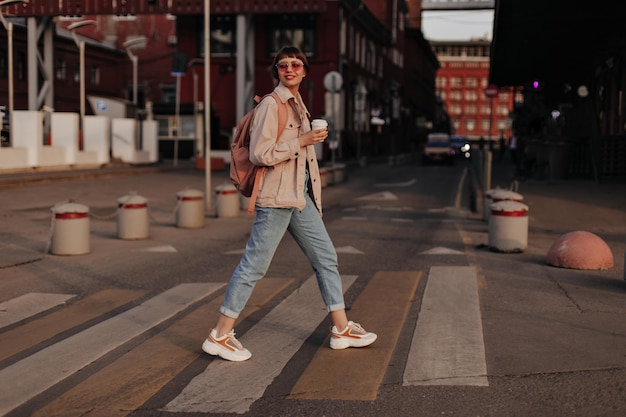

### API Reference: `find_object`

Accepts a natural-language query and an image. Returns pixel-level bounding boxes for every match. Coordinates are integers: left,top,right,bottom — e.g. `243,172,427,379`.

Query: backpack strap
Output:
247,92,289,215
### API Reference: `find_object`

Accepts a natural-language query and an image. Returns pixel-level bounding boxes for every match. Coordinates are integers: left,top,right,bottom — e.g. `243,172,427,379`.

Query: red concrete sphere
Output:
546,231,614,270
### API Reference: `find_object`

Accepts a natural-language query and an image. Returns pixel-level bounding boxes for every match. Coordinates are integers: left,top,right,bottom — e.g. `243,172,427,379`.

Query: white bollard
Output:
216,183,240,218
490,189,523,203
240,193,251,211
488,200,529,253
319,167,329,188
332,163,347,183
176,189,205,228
483,188,499,221
326,166,335,186
117,193,149,239
50,202,90,255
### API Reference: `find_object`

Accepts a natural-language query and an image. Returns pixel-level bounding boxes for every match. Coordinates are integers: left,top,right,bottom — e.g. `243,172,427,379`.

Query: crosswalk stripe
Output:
403,266,488,386
30,278,294,417
163,275,358,415
0,293,76,329
0,289,147,363
289,271,421,401
0,283,223,417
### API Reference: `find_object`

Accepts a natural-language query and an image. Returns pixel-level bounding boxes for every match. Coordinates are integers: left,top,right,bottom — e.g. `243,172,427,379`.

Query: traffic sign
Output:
484,85,498,98
323,71,343,92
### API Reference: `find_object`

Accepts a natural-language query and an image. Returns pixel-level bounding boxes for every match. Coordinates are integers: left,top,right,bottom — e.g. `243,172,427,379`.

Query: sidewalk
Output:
470,156,626,281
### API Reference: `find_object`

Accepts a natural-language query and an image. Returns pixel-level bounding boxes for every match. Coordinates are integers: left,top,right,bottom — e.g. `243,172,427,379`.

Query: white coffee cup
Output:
311,119,328,131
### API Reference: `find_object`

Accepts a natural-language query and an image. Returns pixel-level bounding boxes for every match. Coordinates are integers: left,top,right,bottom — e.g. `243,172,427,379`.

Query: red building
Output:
0,1,439,162
431,39,519,144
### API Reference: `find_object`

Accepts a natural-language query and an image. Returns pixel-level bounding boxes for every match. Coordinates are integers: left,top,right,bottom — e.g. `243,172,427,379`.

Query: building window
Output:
161,84,176,104
450,77,462,87
449,104,462,115
156,117,170,136
155,115,196,138
210,15,236,57
466,77,478,87
481,119,490,131
90,65,100,85
56,58,66,80
465,104,477,115
268,15,316,57
466,119,476,131
449,90,462,101
0,49,6,79
465,90,478,101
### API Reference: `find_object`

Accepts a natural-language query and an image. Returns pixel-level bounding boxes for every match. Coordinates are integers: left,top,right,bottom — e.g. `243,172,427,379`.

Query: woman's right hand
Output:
298,128,328,147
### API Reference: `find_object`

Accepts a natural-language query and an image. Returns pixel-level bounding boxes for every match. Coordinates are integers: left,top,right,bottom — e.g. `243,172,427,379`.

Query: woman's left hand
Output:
299,128,328,147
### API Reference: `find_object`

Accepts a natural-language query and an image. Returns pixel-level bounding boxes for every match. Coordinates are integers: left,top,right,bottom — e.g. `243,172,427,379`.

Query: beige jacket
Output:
249,83,323,215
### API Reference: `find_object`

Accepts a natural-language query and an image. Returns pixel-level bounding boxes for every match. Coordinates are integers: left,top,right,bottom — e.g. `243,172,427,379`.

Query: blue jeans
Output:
220,193,345,319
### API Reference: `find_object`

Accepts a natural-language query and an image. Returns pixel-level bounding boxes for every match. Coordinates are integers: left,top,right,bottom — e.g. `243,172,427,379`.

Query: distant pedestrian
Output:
201,46,377,362
478,136,486,150
509,134,519,165
499,134,506,161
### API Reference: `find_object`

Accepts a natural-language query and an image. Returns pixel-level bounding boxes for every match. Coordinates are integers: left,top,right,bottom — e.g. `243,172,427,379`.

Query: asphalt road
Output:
1,159,625,417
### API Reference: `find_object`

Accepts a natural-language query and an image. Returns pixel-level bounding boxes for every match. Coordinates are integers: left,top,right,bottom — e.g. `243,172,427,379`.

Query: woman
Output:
202,46,376,361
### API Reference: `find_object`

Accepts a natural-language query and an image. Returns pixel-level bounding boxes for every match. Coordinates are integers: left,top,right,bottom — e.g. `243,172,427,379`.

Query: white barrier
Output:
51,113,100,166
0,146,29,169
83,115,111,165
111,118,151,164
111,118,158,164
11,110,42,167
141,120,159,163
12,110,66,167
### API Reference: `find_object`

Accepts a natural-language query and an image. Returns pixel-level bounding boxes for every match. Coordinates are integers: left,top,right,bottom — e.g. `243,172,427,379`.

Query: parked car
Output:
450,135,471,159
423,133,454,165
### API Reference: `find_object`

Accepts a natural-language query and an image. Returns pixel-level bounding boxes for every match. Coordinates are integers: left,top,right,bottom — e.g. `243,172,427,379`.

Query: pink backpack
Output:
229,92,287,214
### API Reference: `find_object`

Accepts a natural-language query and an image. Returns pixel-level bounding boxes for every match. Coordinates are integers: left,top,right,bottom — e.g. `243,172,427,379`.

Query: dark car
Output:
423,133,454,165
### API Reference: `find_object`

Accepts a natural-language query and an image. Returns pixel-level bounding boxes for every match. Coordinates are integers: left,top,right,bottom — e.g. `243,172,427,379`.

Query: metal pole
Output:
192,69,200,157
79,40,85,140
204,0,212,212
331,79,336,166
174,74,180,167
67,20,95,146
485,97,495,191
132,54,138,105
8,21,13,143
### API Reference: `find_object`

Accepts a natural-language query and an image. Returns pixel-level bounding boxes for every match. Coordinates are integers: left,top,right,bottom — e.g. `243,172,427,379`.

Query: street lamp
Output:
0,0,28,145
67,19,96,138
123,36,147,106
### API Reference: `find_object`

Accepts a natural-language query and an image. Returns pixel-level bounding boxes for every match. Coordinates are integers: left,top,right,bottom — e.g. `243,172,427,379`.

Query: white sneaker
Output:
202,328,252,361
329,321,377,350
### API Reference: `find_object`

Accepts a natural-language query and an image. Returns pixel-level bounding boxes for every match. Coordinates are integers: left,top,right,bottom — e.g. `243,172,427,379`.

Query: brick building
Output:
431,39,519,144
0,1,439,162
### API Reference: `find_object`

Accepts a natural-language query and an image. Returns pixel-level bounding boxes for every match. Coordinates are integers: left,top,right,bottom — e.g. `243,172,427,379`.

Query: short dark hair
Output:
271,46,310,80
